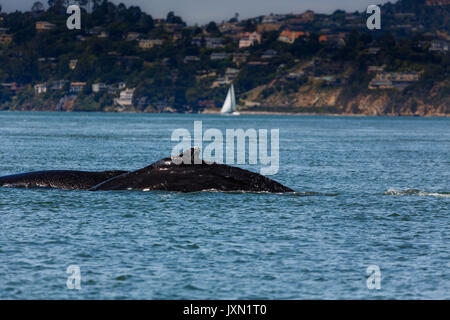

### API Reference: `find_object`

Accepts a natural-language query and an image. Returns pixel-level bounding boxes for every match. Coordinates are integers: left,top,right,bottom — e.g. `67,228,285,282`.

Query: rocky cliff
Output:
240,80,449,116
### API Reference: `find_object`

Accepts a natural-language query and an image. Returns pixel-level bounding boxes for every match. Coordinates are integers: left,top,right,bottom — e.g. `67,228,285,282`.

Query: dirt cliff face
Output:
266,87,342,108
343,93,449,116
246,81,449,116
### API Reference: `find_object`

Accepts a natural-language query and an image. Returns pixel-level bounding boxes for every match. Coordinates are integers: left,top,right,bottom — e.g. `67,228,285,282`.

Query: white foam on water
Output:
384,188,450,198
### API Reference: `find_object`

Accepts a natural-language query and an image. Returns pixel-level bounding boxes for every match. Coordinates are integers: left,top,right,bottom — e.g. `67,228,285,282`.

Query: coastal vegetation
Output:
0,0,449,115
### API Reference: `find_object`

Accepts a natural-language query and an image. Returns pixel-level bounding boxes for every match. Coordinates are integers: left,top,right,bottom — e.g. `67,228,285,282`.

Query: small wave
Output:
292,191,340,197
384,188,450,198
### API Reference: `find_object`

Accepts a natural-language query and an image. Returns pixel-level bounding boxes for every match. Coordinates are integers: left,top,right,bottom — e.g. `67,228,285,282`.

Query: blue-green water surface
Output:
0,112,448,299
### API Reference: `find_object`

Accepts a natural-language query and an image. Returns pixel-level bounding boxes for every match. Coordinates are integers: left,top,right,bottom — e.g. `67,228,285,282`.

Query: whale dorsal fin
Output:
147,147,203,169
170,147,202,165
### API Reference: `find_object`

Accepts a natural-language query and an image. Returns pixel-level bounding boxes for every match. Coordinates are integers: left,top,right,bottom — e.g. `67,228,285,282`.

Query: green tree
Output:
31,2,45,14
206,21,219,34
0,87,12,104
166,11,184,25
243,19,256,32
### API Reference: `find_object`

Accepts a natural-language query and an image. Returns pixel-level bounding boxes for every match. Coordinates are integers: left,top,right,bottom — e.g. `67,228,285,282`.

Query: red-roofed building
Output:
278,30,308,44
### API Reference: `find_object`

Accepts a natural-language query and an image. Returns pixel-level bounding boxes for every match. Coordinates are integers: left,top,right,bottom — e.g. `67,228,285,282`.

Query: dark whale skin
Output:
0,149,294,193
89,152,294,193
0,170,127,190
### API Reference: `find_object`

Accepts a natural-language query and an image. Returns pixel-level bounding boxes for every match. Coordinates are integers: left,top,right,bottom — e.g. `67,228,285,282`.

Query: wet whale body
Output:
0,149,293,193
89,149,293,193
0,170,127,190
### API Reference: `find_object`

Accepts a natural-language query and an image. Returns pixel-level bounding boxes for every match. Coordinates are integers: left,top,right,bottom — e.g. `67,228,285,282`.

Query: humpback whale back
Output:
89,148,293,193
0,149,293,193
0,170,127,190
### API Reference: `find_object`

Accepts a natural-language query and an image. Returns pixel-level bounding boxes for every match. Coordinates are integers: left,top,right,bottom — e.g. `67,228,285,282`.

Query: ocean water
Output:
0,112,448,299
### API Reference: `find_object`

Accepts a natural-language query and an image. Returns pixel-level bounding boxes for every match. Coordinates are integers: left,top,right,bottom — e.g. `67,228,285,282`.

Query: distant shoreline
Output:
201,109,450,117
1,109,449,117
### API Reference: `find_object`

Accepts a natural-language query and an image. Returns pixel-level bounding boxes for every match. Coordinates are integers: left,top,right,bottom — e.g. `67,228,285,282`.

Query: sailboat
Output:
221,84,240,115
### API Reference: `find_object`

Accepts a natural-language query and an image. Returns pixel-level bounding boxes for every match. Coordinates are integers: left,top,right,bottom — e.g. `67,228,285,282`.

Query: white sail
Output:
220,85,234,114
221,84,239,115
230,84,236,112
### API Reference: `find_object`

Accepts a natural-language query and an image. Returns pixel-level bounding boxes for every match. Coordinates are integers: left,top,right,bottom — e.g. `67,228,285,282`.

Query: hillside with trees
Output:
0,0,448,115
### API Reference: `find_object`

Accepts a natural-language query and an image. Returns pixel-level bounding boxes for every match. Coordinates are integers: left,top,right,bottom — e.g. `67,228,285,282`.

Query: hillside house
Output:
184,56,200,63
278,30,308,44
211,68,239,87
126,32,142,41
210,52,230,60
37,57,57,62
196,70,217,81
115,88,135,107
205,37,225,49
164,23,184,33
70,82,86,93
36,21,56,31
219,22,239,34
191,37,203,46
369,72,420,90
257,23,282,32
368,66,385,73
92,83,108,93
49,80,67,90
239,32,262,48
1,82,24,94
319,33,347,43
34,83,48,94
139,39,164,49
261,49,278,59
429,40,449,53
